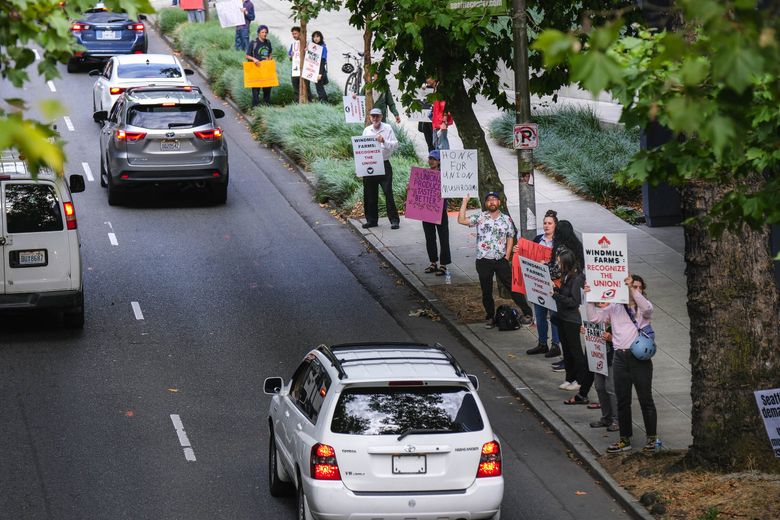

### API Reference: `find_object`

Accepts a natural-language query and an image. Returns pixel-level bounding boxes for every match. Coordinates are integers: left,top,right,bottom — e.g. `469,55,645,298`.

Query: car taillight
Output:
63,201,77,230
109,87,125,95
476,441,502,478
115,130,146,142
311,443,341,481
194,128,222,141
71,23,90,32
128,23,144,32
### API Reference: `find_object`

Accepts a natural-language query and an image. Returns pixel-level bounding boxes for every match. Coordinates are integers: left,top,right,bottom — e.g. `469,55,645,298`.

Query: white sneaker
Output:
565,382,581,391
559,381,574,390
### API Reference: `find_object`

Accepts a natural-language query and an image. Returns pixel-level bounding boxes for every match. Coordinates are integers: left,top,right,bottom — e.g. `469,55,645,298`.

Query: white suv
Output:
0,152,86,328
263,342,504,520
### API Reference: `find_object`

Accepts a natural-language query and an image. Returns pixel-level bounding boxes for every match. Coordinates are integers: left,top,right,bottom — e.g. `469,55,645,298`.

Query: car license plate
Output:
392,455,426,474
97,30,119,40
18,250,47,267
160,140,180,151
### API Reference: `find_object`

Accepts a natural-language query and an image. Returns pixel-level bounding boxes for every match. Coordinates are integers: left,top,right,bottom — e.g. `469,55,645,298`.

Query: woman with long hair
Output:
525,210,561,357
308,31,329,102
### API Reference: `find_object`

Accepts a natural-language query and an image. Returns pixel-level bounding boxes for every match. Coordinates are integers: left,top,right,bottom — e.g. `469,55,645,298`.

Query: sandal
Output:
424,263,438,274
587,403,601,410
563,394,589,405
435,266,448,276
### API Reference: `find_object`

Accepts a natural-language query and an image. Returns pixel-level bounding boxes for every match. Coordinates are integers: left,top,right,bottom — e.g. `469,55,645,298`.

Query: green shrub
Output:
202,49,244,82
158,7,188,35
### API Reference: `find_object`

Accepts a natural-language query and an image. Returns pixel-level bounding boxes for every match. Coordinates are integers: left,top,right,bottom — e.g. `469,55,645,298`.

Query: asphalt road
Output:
0,28,632,520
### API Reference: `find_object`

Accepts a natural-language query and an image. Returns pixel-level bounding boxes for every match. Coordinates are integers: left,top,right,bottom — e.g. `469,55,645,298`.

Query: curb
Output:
152,18,654,520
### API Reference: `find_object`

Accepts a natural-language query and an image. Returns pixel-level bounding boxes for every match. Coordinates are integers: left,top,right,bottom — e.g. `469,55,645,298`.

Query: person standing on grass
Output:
524,209,561,358
246,25,273,107
361,108,400,230
421,150,451,277
586,274,658,454
234,0,255,52
288,26,309,102
307,31,329,103
457,192,534,328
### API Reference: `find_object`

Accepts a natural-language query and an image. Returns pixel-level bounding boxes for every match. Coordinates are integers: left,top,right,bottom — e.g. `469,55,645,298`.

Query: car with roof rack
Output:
263,342,503,520
93,85,229,205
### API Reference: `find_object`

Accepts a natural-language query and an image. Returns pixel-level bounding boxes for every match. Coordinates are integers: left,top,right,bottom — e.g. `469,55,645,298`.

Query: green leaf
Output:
704,116,736,161
570,51,624,95
665,96,707,135
4,98,27,110
532,30,575,67
589,21,623,52
680,58,709,87
39,99,67,120
712,41,764,93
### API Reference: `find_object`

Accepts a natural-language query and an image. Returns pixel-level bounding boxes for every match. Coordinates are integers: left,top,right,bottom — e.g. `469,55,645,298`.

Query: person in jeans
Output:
234,0,255,52
361,108,399,229
421,150,451,277
246,25,273,107
525,209,561,357
588,314,619,431
586,274,657,453
458,192,533,328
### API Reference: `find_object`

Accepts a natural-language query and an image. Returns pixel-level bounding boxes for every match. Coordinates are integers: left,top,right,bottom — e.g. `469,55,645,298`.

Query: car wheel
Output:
67,59,79,73
63,292,84,329
296,472,312,520
268,430,291,497
107,174,124,206
210,182,228,205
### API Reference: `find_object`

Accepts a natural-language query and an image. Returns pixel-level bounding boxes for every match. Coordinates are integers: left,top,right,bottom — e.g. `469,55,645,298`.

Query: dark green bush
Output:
158,7,188,35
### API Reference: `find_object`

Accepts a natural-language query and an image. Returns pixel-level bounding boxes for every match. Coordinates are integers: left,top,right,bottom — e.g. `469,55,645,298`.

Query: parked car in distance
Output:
0,152,86,328
264,342,504,520
93,86,229,205
90,54,194,113
67,4,148,73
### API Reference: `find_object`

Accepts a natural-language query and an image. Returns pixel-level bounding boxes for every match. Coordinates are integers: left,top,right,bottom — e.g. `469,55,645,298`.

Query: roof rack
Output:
317,344,348,380
319,342,466,379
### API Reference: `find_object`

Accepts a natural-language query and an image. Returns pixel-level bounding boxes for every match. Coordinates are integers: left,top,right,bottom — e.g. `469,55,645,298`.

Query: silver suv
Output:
264,342,504,520
93,86,228,205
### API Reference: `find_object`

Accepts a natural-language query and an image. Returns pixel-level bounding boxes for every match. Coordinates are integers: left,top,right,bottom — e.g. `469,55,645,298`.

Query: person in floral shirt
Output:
458,192,533,328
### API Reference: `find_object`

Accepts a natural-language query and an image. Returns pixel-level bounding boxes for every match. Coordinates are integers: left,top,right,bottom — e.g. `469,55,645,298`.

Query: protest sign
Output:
352,136,385,177
754,388,780,458
290,40,301,77
343,96,366,123
440,150,478,198
583,233,629,304
301,43,323,82
215,0,244,28
584,321,609,376
180,0,203,9
243,60,279,88
405,167,443,224
520,257,556,312
512,238,552,293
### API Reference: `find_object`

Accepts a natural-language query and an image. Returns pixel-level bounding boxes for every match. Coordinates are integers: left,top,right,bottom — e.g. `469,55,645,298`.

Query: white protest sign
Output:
583,233,629,304
440,149,478,198
301,42,323,82
520,257,556,312
352,136,385,177
584,321,609,376
215,0,245,28
755,388,780,458
343,96,366,123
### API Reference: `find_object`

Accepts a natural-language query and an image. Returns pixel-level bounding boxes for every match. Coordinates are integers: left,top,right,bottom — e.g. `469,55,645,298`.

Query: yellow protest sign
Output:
243,60,279,88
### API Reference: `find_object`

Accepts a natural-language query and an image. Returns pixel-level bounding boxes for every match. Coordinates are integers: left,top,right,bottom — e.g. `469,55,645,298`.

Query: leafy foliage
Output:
158,6,188,35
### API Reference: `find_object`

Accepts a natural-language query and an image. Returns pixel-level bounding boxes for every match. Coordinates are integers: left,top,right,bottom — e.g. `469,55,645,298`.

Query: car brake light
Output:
476,441,502,478
71,23,90,32
161,102,176,107
194,128,222,141
128,23,144,32
115,130,146,142
311,443,341,481
109,87,126,95
134,51,143,54
63,201,77,230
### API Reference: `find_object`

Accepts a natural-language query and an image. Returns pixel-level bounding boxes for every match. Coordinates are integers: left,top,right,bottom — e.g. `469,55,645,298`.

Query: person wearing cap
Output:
246,25,274,107
458,192,534,328
421,150,451,276
361,108,400,229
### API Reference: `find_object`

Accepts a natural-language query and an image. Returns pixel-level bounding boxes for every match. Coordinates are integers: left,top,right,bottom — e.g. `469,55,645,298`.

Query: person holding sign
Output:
288,26,309,102
361,108,400,229
246,25,274,107
307,31,329,102
458,192,533,328
420,150,451,277
524,209,561,358
586,274,658,454
234,0,255,52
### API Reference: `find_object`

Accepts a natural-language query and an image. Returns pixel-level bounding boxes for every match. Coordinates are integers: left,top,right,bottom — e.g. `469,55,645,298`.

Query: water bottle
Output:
444,269,452,285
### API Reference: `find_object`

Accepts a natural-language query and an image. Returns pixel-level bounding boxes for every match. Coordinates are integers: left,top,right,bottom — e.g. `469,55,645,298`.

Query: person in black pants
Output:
246,25,273,107
307,31,329,102
421,150,451,276
361,109,400,229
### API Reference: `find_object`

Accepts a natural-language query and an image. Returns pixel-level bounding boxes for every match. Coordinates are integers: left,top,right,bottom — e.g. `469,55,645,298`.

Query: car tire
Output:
268,430,291,497
63,292,84,330
100,156,108,188
67,59,79,73
210,182,228,205
107,174,124,206
296,472,312,520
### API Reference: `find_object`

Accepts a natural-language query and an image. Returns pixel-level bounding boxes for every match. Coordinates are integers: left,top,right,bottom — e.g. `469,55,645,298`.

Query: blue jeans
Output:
235,27,249,52
533,303,559,345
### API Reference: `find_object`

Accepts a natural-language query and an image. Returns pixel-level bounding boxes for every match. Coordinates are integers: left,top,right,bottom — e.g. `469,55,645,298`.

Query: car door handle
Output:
0,236,5,245
296,423,302,431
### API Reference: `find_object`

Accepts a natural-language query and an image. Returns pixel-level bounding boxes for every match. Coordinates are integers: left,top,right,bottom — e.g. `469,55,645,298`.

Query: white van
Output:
0,152,86,328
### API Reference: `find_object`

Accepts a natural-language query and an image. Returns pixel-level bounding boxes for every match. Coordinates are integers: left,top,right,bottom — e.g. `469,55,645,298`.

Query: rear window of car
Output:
4,184,63,233
117,63,182,79
84,11,130,23
330,386,484,435
126,105,211,129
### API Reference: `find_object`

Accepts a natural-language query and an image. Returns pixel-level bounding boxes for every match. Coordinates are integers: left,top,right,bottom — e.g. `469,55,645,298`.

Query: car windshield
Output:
330,386,484,435
127,105,210,129
118,63,182,79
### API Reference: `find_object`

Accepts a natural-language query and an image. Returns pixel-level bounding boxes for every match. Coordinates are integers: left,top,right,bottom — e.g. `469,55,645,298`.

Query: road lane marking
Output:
170,414,197,462
108,233,118,246
63,116,74,131
33,49,40,61
131,301,144,320
81,162,94,182
47,81,56,93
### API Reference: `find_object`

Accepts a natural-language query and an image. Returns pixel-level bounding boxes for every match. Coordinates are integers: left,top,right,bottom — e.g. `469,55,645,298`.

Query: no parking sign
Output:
513,123,538,150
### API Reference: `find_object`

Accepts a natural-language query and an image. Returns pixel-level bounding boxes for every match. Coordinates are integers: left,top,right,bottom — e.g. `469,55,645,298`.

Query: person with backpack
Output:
234,0,255,52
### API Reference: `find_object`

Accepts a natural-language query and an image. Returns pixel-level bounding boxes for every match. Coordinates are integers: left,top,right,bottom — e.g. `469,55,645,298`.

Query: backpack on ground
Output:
494,305,520,331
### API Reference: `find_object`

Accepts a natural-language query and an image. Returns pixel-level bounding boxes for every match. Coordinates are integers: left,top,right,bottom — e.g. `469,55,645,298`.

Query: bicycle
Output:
341,51,364,96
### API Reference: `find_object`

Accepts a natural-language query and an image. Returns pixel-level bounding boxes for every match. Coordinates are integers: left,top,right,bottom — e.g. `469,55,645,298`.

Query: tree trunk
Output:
682,178,780,472
363,24,373,125
299,18,309,104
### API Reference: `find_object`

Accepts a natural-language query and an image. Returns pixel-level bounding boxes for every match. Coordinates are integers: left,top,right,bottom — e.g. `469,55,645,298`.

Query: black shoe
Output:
590,419,610,428
362,222,377,229
526,343,549,355
390,222,400,229
545,343,561,358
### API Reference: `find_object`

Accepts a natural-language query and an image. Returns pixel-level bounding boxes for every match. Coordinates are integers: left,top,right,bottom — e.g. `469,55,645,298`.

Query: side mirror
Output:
88,69,101,77
212,108,225,119
138,14,147,20
93,110,108,123
467,374,479,391
263,377,283,395
69,174,86,193
184,68,195,76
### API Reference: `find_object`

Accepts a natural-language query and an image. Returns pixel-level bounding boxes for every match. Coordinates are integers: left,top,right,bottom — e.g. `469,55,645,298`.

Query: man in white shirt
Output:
361,108,400,229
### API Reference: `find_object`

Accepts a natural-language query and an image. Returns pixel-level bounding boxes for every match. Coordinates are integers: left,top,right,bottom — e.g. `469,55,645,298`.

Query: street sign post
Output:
513,123,538,149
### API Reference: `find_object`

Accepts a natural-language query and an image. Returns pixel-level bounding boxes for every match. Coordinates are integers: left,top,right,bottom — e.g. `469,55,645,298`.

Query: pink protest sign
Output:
405,167,443,224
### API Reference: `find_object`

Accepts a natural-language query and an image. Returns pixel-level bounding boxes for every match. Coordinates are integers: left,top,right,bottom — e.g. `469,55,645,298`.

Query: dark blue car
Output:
67,7,148,72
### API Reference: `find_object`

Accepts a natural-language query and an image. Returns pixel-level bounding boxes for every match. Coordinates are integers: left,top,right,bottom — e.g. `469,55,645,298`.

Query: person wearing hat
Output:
458,192,534,328
246,25,274,107
361,108,400,229
421,149,451,276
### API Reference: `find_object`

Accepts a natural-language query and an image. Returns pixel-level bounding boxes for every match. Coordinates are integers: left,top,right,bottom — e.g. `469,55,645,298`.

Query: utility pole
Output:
512,0,536,240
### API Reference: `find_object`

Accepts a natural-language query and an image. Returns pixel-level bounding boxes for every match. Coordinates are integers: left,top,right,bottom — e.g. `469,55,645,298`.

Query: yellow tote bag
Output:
243,60,279,88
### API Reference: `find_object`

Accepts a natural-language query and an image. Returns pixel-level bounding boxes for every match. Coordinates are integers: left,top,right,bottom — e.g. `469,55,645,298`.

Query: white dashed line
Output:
33,49,40,61
108,233,118,246
47,81,56,93
81,162,94,182
170,414,197,462
63,116,74,131
131,301,144,320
